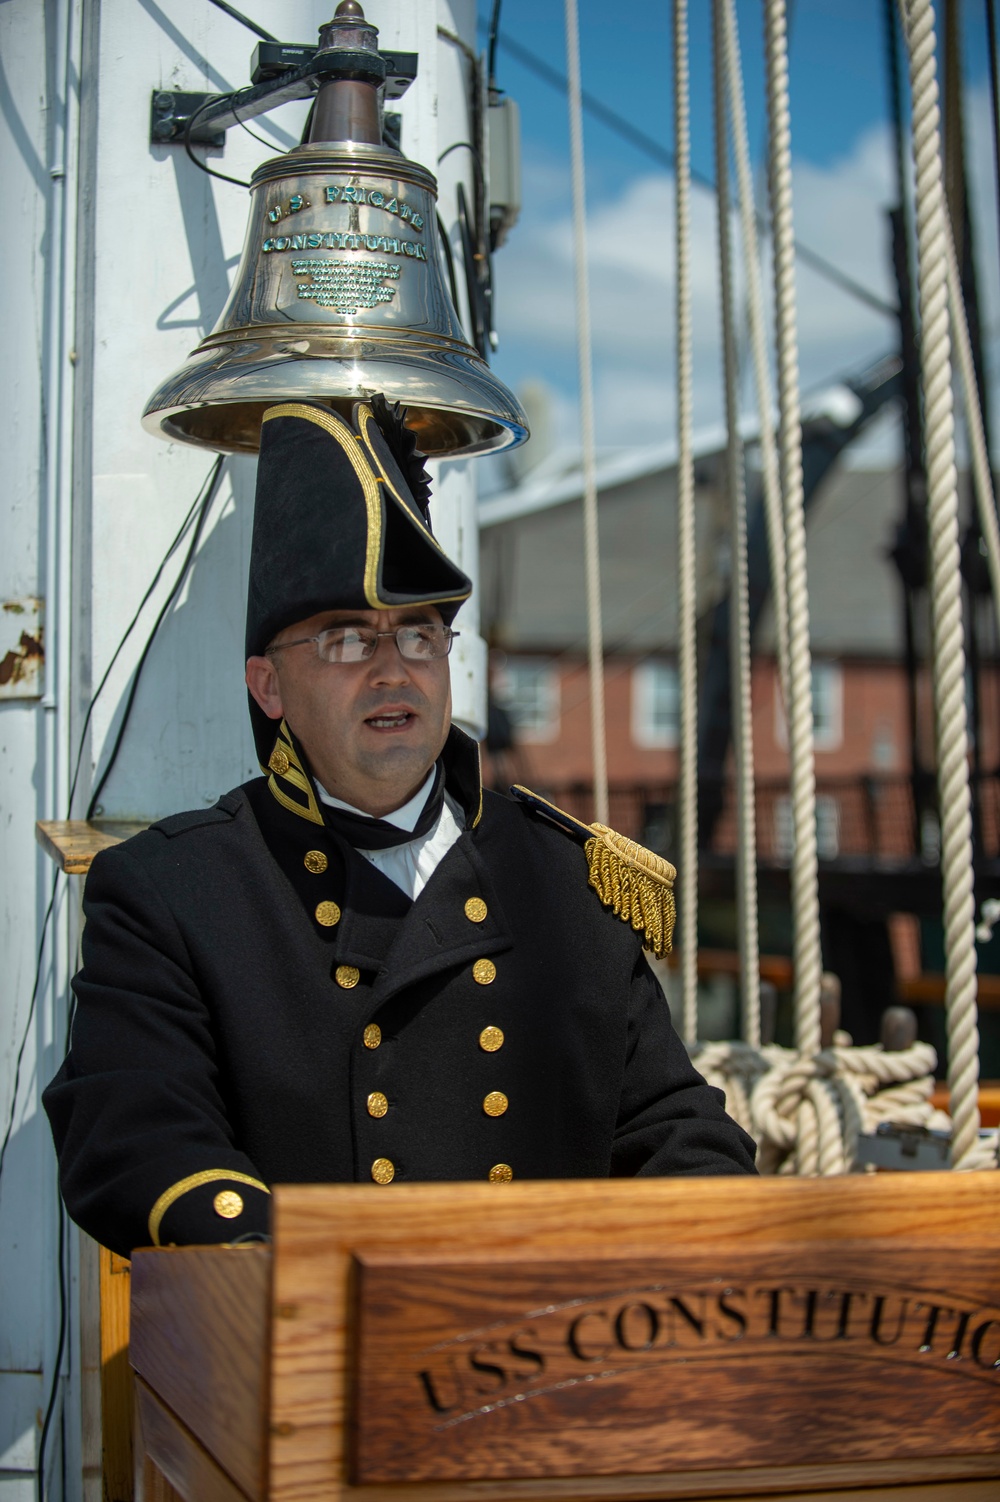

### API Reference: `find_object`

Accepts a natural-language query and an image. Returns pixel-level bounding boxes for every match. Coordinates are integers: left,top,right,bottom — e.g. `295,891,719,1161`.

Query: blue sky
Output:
477,0,1000,459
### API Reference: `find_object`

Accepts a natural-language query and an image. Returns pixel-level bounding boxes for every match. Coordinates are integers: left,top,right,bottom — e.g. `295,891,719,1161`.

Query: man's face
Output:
246,605,453,818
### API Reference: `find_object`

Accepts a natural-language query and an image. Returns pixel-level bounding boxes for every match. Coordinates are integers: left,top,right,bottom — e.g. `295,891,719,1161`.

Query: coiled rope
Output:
750,1039,947,1175
901,0,980,1167
673,0,699,1046
713,0,761,1047
564,0,610,826
762,0,823,1057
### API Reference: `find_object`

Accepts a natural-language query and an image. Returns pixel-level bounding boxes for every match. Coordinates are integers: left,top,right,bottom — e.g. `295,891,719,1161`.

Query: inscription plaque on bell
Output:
351,1245,1000,1484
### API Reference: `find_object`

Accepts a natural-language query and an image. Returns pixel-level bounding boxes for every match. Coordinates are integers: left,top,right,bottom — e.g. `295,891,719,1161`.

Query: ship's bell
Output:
143,2,527,457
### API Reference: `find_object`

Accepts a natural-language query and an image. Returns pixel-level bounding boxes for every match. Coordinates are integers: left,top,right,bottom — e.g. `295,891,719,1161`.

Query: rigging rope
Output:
564,0,610,826
673,0,699,1045
901,0,980,1168
714,0,761,1047
763,0,823,1056
720,0,790,708
942,218,1000,635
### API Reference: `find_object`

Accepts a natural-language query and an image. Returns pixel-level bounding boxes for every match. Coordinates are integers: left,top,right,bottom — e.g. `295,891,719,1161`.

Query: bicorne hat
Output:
245,397,472,767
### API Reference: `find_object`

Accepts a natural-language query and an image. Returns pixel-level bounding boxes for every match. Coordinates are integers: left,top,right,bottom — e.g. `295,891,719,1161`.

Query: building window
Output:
775,660,843,751
774,794,840,861
632,660,679,749
498,658,560,743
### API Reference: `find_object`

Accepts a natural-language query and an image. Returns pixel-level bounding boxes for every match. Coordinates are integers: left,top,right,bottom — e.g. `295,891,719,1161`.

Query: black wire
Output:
207,0,276,42
0,874,59,1194
231,90,286,155
86,456,225,820
237,116,282,153
438,138,486,193
487,0,503,89
986,0,1000,278
0,460,220,1205
184,94,252,189
490,27,897,319
67,471,213,817
36,1196,67,1502
299,97,316,145
437,211,461,312
5,455,224,1496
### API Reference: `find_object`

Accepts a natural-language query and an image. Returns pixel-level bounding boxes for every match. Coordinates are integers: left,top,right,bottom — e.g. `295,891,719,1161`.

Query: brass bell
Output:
143,2,527,458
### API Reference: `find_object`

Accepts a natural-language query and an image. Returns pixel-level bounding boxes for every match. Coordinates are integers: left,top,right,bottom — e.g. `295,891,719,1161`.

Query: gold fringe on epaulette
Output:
584,825,677,958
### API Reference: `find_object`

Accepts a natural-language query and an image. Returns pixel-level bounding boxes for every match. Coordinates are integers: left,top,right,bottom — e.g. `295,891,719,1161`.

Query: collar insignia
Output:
266,720,323,826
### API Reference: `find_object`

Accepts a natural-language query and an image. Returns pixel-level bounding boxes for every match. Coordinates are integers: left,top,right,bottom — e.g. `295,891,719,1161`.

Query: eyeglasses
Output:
266,622,460,663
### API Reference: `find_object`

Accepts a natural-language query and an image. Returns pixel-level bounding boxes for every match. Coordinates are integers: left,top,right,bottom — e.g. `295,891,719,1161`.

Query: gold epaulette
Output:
511,786,676,958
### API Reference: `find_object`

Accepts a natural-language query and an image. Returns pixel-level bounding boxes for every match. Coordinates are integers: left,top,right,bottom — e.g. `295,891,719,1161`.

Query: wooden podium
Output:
128,1175,1000,1502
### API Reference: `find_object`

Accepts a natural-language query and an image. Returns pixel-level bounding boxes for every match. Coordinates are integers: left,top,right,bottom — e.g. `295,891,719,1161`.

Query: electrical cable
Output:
438,139,484,178
36,1196,66,1502
0,456,223,1195
87,455,225,820
184,94,252,189
986,0,1000,276
436,211,461,313
66,471,214,817
487,0,503,89
299,98,316,146
0,875,60,1194
8,454,225,1494
207,0,276,42
490,27,897,319
234,109,283,154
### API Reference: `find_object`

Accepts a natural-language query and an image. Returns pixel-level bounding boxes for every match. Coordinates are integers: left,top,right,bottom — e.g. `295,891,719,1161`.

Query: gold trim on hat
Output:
261,402,470,613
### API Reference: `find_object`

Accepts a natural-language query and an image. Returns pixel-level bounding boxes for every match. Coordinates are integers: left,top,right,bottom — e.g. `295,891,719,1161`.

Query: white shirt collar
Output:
315,765,437,833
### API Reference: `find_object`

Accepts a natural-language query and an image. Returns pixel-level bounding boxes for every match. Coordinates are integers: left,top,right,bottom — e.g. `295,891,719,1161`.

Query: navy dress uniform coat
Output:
44,731,756,1259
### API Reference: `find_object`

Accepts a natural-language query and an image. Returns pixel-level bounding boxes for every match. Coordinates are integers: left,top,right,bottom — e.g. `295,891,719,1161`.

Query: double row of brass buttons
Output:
361,1022,394,1181
304,850,343,936
472,948,505,1115
304,851,362,988
357,894,512,1186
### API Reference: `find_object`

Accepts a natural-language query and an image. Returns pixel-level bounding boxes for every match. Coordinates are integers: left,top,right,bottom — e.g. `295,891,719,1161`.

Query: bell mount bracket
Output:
149,45,417,147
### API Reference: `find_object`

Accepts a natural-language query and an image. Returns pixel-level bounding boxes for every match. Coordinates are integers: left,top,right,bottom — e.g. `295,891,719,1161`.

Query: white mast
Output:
0,3,487,1492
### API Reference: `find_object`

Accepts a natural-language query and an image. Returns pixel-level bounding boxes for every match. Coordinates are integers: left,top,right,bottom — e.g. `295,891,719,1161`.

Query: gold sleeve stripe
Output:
148,1169,270,1246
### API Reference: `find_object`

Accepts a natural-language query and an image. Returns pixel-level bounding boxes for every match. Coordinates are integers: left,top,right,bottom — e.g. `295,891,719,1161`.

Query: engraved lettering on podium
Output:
352,1254,1000,1483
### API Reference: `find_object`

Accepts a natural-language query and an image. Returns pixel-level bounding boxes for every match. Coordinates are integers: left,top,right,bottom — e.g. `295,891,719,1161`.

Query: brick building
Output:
477,412,1000,1049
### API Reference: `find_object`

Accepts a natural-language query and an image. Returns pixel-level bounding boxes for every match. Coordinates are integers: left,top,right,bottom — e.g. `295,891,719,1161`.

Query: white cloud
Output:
492,87,1000,456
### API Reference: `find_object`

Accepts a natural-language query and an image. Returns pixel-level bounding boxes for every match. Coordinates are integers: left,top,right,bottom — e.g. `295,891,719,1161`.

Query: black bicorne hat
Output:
245,397,472,767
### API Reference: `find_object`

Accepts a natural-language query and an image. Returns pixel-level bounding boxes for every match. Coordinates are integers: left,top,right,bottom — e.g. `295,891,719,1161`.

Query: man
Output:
44,398,755,1259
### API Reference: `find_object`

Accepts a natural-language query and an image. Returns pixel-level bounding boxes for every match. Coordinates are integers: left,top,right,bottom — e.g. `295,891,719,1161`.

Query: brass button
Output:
363,1023,382,1049
371,1158,395,1185
464,897,488,923
213,1189,244,1219
489,1163,513,1183
479,1025,504,1052
483,1091,508,1117
472,958,497,986
367,1091,388,1119
336,964,360,988
315,900,341,927
304,849,328,875
269,748,290,776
